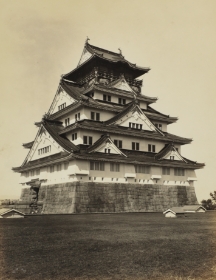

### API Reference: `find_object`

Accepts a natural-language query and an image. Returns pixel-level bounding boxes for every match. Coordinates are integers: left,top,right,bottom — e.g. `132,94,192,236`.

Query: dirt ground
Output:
0,212,216,280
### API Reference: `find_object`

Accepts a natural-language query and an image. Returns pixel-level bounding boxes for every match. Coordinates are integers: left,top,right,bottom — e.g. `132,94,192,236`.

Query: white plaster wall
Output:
84,108,115,121
51,90,76,114
66,128,171,152
31,137,64,161
19,159,197,187
58,108,87,127
152,121,167,132
94,89,149,110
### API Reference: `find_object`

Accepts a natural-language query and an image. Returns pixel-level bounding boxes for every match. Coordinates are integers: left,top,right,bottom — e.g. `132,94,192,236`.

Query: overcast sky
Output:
0,0,215,202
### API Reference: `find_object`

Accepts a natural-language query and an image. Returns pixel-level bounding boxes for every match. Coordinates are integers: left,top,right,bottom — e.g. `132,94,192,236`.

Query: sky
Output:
0,0,215,202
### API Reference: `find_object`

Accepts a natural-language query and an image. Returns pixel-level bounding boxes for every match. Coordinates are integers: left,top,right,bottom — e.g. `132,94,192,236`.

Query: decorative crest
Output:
118,48,122,55
85,36,90,45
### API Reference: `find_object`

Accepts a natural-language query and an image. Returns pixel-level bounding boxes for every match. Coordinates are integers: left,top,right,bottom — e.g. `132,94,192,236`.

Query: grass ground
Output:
0,212,216,280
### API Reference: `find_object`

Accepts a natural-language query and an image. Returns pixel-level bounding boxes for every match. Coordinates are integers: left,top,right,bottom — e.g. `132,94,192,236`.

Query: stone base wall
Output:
19,182,199,214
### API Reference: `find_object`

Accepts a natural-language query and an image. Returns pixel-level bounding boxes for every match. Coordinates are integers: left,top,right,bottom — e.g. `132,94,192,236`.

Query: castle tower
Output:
12,41,204,214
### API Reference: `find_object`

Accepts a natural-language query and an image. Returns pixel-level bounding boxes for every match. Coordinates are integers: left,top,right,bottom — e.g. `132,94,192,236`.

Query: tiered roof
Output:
12,41,205,173
63,42,150,82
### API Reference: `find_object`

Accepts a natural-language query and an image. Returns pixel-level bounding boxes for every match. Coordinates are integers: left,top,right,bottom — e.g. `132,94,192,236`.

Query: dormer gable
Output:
77,46,93,67
155,144,187,162
22,120,78,165
48,86,76,115
24,126,66,164
105,101,164,135
108,74,136,93
87,134,126,156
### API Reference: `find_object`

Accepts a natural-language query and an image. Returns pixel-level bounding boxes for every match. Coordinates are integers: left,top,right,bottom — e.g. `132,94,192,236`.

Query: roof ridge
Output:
87,43,122,57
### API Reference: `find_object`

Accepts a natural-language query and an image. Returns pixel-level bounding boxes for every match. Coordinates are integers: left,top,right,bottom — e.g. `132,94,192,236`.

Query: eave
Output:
59,120,192,145
72,151,204,170
12,152,72,173
22,141,34,149
90,85,157,104
63,55,150,82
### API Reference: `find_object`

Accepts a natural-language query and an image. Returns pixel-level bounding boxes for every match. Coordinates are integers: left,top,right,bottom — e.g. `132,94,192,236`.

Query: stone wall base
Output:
19,182,199,214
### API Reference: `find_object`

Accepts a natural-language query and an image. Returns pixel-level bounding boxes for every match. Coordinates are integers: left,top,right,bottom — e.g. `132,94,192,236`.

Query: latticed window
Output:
38,145,51,155
103,94,111,102
57,164,62,171
132,142,139,150
83,136,93,145
148,144,155,153
135,165,150,174
75,112,80,121
162,167,170,175
114,140,122,149
91,112,100,121
174,168,185,176
50,166,55,173
72,133,77,141
65,118,70,126
129,123,142,130
58,103,66,111
110,163,120,172
30,170,34,176
90,161,105,171
118,98,126,105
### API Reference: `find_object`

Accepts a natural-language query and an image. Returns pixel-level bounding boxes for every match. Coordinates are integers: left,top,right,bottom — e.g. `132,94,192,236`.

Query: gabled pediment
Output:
25,126,66,163
105,101,164,135
109,75,136,93
155,144,187,162
48,86,76,115
77,47,93,67
87,135,126,156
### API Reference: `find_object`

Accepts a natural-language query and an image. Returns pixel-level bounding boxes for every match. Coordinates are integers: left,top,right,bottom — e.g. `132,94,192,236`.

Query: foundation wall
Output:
19,182,198,214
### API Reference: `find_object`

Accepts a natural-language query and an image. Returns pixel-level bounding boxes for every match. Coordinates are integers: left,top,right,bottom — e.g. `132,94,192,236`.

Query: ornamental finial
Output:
118,48,122,55
85,36,90,45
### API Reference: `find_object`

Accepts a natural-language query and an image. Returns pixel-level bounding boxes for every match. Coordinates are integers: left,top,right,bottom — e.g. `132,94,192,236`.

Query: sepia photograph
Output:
0,0,216,279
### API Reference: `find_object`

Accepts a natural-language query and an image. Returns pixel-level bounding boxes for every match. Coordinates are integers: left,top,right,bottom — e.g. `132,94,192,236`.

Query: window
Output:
58,103,66,111
72,133,77,141
162,167,170,175
50,166,55,173
114,140,122,149
65,118,70,126
26,171,29,178
129,122,142,130
170,156,174,160
83,136,93,145
57,164,62,171
38,145,51,155
103,94,111,102
132,142,139,150
155,123,162,130
118,98,126,105
174,168,185,176
36,169,40,175
64,162,69,170
90,161,105,171
75,112,80,121
30,170,34,176
91,112,100,121
110,163,120,172
148,144,156,153
105,148,111,153
135,165,150,174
